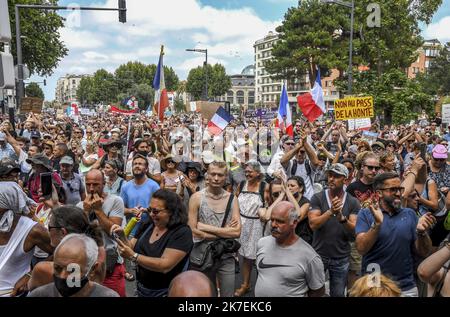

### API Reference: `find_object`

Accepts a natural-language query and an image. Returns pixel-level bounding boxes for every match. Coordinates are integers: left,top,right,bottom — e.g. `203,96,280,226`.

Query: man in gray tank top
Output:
188,161,241,297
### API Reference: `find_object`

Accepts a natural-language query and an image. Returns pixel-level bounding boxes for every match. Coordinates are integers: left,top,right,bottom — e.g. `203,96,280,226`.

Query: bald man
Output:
168,271,215,297
28,234,118,297
255,201,325,297
77,169,126,297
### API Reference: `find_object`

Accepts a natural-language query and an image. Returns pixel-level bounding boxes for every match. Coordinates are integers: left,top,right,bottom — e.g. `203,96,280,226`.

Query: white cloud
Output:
175,56,228,73
60,28,105,49
424,16,450,42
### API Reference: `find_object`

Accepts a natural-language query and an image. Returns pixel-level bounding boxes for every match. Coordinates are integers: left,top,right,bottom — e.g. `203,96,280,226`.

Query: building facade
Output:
218,65,256,111
406,39,441,79
55,74,86,105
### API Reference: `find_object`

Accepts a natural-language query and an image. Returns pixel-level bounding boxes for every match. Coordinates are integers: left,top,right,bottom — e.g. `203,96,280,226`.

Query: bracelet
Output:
25,272,32,278
405,171,417,178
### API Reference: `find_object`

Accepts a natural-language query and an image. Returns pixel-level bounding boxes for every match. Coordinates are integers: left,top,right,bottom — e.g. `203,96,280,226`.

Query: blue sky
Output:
29,0,450,101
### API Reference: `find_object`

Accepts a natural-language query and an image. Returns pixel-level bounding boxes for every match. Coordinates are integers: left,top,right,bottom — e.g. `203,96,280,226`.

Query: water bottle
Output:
124,217,138,237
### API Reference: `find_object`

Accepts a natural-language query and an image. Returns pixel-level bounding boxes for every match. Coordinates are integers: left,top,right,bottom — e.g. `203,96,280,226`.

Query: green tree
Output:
76,76,94,105
25,82,44,99
266,0,443,89
114,62,179,98
126,83,154,110
163,66,180,92
336,69,435,124
114,62,154,95
265,1,350,84
3,0,68,76
91,69,116,105
186,64,231,100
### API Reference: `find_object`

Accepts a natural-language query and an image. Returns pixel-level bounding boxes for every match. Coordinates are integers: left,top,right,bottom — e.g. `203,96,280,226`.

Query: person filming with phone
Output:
25,154,62,203
111,189,193,297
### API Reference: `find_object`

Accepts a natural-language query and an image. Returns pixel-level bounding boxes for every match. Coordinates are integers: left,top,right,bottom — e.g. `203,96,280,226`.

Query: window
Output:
248,91,255,105
72,79,76,85
227,91,234,104
237,91,245,104
331,91,337,96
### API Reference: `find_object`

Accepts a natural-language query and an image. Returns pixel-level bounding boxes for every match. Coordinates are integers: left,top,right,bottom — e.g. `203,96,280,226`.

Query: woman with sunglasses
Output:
160,155,185,195
259,177,308,239
113,189,193,297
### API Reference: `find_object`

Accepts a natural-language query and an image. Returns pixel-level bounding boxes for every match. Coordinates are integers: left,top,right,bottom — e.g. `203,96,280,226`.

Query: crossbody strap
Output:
221,194,235,228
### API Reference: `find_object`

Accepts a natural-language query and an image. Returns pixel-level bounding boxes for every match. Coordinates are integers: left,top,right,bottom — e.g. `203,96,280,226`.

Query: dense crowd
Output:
0,109,449,297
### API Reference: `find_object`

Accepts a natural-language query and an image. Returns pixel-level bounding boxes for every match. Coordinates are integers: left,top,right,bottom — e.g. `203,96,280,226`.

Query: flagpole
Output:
159,45,164,123
123,114,133,174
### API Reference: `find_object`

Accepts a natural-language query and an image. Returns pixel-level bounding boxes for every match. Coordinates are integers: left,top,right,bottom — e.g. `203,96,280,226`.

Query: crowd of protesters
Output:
0,108,449,298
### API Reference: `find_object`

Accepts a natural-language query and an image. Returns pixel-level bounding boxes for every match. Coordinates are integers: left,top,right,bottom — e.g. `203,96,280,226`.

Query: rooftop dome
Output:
241,65,255,76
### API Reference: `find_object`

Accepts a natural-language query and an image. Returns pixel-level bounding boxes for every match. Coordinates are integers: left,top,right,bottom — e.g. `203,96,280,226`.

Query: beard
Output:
385,196,402,212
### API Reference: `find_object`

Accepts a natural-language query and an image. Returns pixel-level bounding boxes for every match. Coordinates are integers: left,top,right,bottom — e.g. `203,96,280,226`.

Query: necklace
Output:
206,189,225,200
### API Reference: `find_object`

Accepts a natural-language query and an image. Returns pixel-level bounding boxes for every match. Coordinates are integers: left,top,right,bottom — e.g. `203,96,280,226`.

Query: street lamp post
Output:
186,48,208,101
321,0,354,95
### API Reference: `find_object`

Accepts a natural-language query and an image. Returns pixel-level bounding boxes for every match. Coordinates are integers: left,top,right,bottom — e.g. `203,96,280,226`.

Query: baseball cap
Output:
327,163,349,178
60,156,74,165
111,128,120,133
0,158,20,176
31,131,41,139
432,144,447,159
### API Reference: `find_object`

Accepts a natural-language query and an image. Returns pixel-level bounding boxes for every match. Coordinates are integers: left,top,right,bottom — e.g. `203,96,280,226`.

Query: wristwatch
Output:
131,253,139,263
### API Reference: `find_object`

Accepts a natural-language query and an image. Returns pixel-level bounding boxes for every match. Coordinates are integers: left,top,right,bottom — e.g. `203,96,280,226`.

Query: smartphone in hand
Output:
40,172,53,198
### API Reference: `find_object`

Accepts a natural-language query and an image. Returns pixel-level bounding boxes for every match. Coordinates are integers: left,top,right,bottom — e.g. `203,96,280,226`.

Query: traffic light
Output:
118,0,126,23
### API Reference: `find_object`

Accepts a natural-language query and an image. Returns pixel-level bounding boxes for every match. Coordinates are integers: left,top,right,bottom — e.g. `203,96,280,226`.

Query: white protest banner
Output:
442,104,450,124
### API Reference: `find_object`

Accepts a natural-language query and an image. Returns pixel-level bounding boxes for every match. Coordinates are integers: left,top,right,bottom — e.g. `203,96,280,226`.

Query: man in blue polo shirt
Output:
355,172,435,297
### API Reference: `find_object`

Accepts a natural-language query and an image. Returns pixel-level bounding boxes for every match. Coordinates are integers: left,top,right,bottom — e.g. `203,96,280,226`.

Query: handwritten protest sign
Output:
334,96,374,120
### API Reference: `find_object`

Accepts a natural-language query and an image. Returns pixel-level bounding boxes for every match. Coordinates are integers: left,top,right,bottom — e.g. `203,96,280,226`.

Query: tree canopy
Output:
25,82,44,99
186,63,231,100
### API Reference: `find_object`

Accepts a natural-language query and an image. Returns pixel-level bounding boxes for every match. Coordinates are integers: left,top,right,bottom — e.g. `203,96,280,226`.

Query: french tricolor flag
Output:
207,106,233,136
297,68,326,122
152,46,169,122
276,83,293,137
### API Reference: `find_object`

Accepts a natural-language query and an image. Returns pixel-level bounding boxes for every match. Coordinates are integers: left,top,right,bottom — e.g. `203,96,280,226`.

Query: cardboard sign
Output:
334,96,374,120
442,104,450,124
187,101,222,121
20,97,43,113
347,118,372,130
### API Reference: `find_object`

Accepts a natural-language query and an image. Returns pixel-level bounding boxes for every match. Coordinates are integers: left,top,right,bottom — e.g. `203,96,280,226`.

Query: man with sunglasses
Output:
355,172,434,297
309,164,360,297
347,153,379,204
280,133,320,200
59,156,85,205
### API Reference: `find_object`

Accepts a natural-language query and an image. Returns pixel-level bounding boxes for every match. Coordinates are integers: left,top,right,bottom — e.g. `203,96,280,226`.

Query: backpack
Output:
291,159,314,186
239,180,266,206
425,179,448,217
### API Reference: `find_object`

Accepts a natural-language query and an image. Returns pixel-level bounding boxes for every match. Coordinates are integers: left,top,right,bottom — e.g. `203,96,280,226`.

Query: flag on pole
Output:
152,45,169,122
297,68,326,122
276,83,293,137
207,106,233,136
